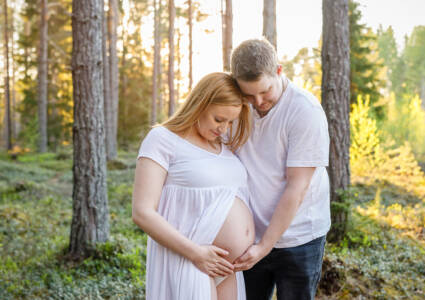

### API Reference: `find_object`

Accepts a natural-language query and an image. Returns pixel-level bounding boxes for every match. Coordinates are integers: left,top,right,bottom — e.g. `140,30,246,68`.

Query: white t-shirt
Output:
236,78,331,248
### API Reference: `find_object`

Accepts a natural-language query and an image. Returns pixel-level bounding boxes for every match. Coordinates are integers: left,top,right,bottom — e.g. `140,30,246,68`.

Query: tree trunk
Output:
69,0,109,260
176,26,181,103
10,4,16,141
120,10,129,149
321,0,351,242
222,0,232,72
188,0,193,90
168,0,175,116
263,0,276,49
37,0,48,152
3,0,12,150
107,0,119,160
157,0,163,117
151,0,160,125
102,0,112,158
102,2,112,157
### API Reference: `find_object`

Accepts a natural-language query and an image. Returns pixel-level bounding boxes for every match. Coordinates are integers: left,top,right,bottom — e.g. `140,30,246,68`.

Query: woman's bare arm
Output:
132,158,234,277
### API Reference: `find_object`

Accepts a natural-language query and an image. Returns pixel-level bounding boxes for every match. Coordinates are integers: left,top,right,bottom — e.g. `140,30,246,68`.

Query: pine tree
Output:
69,0,109,259
349,0,384,116
322,0,351,242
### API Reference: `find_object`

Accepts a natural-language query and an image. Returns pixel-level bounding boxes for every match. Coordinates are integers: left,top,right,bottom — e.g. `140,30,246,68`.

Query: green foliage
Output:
280,47,322,101
350,96,425,198
380,93,425,160
16,0,73,151
349,0,385,117
377,25,405,95
403,26,425,100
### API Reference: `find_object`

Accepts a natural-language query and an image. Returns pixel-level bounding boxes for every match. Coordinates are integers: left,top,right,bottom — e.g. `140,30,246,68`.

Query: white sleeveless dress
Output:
137,126,249,300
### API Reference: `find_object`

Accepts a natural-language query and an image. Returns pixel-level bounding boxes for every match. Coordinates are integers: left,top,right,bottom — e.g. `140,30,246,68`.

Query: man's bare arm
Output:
234,167,316,271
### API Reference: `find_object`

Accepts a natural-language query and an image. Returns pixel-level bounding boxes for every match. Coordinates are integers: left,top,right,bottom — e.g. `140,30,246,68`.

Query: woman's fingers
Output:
217,257,234,271
216,262,233,275
212,245,229,257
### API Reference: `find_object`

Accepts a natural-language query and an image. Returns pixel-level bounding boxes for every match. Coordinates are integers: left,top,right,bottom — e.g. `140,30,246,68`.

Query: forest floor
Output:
0,151,424,299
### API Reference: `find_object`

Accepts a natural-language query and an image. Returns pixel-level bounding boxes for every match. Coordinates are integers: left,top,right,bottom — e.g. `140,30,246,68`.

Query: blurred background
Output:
1,0,424,299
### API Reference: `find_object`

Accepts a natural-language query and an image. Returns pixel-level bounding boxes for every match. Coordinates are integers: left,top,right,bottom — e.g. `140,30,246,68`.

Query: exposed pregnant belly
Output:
213,197,255,263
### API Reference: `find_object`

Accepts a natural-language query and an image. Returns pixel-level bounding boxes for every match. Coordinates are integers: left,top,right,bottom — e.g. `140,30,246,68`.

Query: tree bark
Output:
188,0,193,90
151,0,160,125
3,0,12,150
222,0,232,72
321,0,351,242
69,0,109,260
168,0,175,116
263,0,276,49
37,0,48,152
107,0,119,160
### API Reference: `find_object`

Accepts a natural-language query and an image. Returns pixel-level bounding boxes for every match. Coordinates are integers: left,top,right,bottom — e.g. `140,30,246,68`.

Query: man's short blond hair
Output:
231,38,278,81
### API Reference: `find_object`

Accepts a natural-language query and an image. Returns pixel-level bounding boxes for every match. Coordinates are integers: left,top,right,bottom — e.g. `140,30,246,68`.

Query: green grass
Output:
0,151,146,299
1,151,424,299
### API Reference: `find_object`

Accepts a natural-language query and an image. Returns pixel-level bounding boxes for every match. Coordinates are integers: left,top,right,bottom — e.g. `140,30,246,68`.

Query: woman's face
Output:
197,104,242,142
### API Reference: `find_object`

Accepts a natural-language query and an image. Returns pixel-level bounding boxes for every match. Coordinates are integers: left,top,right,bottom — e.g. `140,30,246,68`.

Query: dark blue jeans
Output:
243,236,326,300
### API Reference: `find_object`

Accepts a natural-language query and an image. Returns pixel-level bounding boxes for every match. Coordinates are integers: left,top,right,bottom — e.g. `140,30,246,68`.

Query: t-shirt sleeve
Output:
137,127,174,171
286,105,329,167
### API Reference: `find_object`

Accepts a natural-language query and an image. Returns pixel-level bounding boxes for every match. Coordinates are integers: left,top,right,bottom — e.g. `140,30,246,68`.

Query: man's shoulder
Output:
287,83,321,110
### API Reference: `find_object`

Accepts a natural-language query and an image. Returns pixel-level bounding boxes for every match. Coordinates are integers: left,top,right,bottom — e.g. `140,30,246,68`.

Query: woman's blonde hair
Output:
161,72,251,152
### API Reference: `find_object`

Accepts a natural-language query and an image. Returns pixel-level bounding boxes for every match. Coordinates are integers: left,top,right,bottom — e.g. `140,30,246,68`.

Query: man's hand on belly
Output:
233,243,270,272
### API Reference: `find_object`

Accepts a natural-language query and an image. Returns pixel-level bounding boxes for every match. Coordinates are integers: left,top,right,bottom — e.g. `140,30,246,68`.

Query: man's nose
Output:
254,96,263,106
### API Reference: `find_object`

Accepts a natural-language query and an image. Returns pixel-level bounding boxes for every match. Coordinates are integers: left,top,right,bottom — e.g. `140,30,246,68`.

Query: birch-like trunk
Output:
222,0,232,72
168,0,176,116
188,0,193,90
107,0,119,160
151,0,160,125
102,0,112,159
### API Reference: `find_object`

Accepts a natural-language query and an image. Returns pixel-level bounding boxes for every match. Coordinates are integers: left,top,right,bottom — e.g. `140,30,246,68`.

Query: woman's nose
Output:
218,123,228,133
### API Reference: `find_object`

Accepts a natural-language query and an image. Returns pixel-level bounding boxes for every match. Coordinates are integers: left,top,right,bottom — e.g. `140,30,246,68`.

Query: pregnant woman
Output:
132,72,255,300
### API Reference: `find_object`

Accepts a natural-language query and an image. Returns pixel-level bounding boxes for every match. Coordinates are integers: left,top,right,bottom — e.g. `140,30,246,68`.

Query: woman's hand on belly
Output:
191,245,235,277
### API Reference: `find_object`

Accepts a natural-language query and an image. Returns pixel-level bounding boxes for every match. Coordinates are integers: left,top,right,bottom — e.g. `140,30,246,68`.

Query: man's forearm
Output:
259,183,308,251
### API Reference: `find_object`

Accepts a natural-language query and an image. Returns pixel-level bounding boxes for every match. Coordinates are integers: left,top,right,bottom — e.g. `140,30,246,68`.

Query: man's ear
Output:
277,65,283,75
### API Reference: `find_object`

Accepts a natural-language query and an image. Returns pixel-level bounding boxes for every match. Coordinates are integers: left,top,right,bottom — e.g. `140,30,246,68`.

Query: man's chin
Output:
257,107,271,114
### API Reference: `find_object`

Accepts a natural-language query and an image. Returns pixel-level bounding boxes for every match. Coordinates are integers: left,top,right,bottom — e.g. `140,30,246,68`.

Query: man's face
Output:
236,73,283,117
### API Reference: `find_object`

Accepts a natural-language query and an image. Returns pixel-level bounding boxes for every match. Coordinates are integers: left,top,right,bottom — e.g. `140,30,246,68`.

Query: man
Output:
231,39,330,300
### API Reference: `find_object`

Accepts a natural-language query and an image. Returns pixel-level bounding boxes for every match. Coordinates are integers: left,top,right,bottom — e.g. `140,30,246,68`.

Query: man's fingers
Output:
234,252,250,264
233,263,248,272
